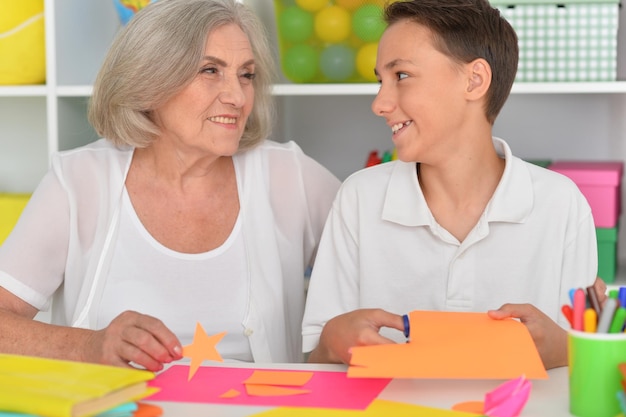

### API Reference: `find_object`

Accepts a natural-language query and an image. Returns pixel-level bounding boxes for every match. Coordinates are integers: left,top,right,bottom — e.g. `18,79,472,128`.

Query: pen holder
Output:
568,330,626,417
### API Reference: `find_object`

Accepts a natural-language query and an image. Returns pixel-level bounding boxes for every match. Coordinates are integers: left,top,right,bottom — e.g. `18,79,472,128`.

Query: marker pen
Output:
597,298,619,333
609,306,626,333
561,304,574,327
572,288,586,331
583,308,597,333
586,284,603,316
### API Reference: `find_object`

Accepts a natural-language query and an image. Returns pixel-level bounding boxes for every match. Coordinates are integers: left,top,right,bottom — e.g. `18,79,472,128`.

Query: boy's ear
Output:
465,59,491,98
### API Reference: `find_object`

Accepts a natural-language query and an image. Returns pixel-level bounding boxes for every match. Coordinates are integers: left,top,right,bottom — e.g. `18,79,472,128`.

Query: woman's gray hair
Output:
88,0,275,151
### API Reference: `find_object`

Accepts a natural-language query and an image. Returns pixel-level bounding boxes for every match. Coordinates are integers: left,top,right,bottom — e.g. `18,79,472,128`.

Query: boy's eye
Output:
397,72,408,80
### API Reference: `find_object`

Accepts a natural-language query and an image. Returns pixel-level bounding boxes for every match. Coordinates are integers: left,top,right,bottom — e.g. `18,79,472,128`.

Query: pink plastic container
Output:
549,161,624,228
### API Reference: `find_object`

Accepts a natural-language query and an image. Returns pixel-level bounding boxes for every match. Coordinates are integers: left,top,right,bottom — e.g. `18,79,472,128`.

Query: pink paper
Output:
147,365,390,410
484,376,531,417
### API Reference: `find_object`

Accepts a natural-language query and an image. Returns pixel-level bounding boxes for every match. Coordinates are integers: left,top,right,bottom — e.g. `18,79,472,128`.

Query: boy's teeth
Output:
392,121,410,133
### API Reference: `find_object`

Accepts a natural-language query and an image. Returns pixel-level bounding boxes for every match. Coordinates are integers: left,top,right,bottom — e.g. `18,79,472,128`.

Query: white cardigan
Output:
0,139,340,363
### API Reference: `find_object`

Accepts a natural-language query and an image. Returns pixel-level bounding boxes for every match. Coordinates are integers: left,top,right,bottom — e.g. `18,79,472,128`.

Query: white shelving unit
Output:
2,0,626,283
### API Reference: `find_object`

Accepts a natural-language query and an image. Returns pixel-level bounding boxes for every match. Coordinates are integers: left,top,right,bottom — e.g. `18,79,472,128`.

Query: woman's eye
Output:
202,66,219,75
397,72,408,80
240,72,256,84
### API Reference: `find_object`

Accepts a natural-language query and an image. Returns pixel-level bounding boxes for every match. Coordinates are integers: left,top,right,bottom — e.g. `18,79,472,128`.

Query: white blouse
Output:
0,139,340,362
98,187,253,362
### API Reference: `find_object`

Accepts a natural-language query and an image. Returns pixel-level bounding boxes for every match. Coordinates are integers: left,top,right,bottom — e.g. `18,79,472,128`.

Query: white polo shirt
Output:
302,138,597,352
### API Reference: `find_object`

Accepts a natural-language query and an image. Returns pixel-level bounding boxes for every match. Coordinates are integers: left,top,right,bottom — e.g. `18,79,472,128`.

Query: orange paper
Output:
220,389,241,398
348,311,548,379
246,384,311,396
133,402,164,417
182,322,225,381
244,370,313,386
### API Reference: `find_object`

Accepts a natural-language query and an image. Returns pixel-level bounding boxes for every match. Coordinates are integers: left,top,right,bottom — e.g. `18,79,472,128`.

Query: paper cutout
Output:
244,370,314,386
348,311,548,379
133,402,163,417
452,376,531,417
251,398,484,417
148,365,390,409
220,389,241,398
246,384,311,396
181,322,225,380
483,376,531,417
452,401,485,414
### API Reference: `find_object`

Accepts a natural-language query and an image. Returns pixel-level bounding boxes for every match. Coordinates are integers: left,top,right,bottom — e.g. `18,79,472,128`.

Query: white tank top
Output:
98,187,253,362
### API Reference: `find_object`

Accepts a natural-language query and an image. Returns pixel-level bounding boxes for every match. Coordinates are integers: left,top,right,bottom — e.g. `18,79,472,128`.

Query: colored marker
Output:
617,390,626,415
583,308,597,333
402,314,410,342
561,304,574,327
572,288,586,331
597,298,619,333
569,288,576,305
609,289,619,300
586,284,602,316
619,287,626,308
609,307,626,333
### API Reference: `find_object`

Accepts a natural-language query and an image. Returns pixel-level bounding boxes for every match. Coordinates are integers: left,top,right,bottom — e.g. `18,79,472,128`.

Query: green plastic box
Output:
489,0,619,82
596,226,618,283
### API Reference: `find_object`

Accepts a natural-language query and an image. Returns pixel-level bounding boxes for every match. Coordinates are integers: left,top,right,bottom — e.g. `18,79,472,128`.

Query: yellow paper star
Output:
182,322,225,381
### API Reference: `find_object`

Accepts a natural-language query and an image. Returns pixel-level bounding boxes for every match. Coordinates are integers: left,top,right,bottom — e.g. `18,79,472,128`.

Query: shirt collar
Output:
382,137,533,226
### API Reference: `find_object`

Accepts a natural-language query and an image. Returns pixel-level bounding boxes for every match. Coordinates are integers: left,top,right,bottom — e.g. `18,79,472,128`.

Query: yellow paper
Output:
0,193,30,244
0,353,155,417
252,399,483,416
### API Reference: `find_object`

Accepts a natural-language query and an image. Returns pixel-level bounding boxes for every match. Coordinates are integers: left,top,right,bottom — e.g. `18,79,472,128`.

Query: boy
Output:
302,0,600,370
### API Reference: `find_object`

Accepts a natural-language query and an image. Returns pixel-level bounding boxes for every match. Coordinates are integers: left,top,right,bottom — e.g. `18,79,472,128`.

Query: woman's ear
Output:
465,59,491,99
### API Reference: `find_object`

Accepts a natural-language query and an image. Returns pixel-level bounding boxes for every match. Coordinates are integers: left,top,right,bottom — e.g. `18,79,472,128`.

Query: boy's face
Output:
372,20,472,164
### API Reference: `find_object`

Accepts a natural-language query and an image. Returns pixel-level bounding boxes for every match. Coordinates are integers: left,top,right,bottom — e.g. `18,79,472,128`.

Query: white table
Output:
152,363,572,416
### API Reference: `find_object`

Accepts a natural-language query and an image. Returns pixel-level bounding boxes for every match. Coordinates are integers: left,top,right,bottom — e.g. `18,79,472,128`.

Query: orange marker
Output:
583,308,597,333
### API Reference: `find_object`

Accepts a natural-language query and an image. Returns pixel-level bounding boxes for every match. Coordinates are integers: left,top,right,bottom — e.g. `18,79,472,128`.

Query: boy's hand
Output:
308,308,404,364
488,303,567,370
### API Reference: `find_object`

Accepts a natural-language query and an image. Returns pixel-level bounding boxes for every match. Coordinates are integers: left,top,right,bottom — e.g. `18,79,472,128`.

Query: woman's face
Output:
153,23,256,157
371,20,471,164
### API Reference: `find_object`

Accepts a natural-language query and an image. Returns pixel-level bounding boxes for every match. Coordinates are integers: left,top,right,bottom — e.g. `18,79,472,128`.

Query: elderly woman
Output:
0,0,339,370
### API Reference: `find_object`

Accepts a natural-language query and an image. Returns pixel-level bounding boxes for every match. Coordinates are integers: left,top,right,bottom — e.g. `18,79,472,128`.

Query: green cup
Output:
568,330,626,417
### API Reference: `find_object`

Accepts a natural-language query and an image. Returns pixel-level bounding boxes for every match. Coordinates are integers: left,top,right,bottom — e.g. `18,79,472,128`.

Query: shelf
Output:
0,86,48,97
40,81,626,99
274,81,626,96
56,85,93,97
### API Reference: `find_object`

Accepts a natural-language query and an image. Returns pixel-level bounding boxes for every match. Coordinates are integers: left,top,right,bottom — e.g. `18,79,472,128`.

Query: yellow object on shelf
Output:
0,193,30,245
0,0,45,85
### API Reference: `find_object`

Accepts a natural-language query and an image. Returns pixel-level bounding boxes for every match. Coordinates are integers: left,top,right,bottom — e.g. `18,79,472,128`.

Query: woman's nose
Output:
219,76,246,108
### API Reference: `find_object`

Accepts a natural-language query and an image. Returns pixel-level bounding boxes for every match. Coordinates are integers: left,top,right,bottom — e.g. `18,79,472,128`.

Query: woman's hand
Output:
308,308,404,364
488,303,567,370
84,310,182,372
